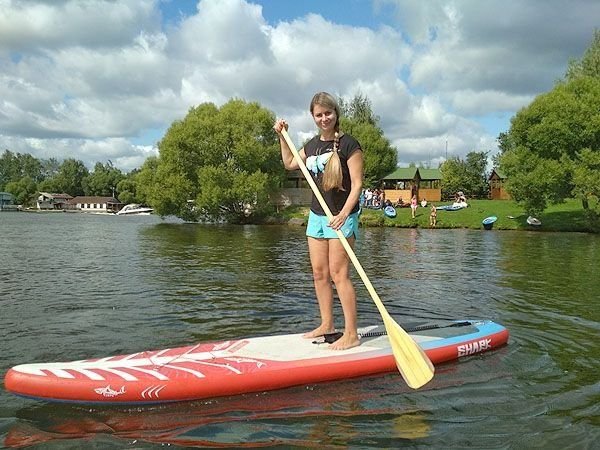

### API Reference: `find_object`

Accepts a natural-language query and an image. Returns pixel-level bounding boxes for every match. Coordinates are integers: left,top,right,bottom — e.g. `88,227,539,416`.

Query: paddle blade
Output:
382,314,435,389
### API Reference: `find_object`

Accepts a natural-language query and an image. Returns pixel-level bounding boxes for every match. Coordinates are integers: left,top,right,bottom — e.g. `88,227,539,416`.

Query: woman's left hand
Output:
329,212,348,231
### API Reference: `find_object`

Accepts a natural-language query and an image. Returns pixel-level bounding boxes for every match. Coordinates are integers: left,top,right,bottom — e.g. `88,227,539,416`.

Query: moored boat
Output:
116,204,153,215
383,205,397,218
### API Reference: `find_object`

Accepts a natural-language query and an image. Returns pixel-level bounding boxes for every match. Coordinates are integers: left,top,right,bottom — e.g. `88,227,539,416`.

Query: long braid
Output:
322,129,344,191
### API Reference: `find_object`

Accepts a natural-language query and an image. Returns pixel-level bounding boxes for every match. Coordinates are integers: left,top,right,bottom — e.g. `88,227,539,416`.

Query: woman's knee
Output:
329,266,350,285
312,266,330,282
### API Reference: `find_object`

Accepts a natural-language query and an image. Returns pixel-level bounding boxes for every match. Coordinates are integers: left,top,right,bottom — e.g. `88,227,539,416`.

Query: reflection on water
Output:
5,375,435,448
1,213,599,448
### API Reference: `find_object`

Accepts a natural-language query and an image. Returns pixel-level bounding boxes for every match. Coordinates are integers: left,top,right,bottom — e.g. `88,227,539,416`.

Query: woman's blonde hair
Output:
310,92,344,191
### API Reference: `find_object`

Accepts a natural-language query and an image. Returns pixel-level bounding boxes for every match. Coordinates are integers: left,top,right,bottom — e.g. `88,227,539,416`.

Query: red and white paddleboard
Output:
4,319,508,404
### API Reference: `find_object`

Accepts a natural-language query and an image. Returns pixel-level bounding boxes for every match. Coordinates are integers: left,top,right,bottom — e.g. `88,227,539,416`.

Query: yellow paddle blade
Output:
382,313,435,389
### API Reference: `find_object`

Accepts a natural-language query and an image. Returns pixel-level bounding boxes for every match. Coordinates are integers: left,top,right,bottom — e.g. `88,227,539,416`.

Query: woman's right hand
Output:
273,119,288,135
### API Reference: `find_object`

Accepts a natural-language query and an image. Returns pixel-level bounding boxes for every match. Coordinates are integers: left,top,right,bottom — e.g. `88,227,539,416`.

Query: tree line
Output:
0,153,143,206
1,93,490,222
2,30,598,225
497,29,600,224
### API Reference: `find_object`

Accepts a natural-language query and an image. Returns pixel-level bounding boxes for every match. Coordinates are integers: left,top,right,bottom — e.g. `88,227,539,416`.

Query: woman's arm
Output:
273,119,305,170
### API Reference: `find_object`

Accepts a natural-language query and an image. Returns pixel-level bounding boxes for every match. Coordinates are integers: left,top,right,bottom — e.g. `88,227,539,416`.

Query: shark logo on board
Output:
94,385,126,398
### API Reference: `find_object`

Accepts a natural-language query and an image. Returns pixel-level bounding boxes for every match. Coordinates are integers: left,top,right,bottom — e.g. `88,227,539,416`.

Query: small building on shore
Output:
1,191,17,211
271,170,311,211
381,167,418,204
37,192,73,210
489,169,511,200
381,167,442,203
69,196,122,213
417,168,443,202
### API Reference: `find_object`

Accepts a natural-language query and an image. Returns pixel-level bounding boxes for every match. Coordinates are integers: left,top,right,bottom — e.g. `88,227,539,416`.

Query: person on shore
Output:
430,203,437,227
364,188,373,207
273,92,363,351
410,195,418,219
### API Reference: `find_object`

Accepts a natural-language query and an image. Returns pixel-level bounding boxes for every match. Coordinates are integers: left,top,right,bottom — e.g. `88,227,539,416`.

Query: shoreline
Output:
268,199,598,233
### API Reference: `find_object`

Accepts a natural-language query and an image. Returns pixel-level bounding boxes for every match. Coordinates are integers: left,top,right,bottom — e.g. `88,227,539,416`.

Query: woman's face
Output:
312,104,337,133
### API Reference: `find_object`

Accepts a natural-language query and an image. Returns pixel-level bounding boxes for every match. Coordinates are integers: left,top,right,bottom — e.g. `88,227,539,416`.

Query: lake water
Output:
0,212,598,449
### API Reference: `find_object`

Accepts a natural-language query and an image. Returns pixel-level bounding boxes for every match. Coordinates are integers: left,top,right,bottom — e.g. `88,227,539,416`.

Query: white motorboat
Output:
116,203,154,215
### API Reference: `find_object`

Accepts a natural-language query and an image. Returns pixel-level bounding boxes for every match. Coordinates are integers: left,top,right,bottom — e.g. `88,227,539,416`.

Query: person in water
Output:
273,92,363,350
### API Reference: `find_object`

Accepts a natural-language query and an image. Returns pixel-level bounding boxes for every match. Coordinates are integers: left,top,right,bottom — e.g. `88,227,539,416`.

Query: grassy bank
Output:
273,199,597,233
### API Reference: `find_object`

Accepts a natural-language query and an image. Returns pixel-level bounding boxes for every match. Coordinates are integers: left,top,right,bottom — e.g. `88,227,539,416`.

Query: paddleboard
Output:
436,204,462,211
4,319,508,404
383,205,397,218
482,216,498,230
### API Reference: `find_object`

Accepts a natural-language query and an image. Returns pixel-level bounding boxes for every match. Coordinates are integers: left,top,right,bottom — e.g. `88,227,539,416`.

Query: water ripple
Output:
1,215,598,448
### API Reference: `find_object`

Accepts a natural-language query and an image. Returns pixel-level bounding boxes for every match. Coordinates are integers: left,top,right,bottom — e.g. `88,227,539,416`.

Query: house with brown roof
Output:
37,192,73,210
489,169,511,200
417,168,443,202
69,196,122,213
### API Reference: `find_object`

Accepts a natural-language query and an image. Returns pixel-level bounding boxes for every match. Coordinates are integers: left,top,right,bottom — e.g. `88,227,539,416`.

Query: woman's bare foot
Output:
303,325,335,339
329,332,360,350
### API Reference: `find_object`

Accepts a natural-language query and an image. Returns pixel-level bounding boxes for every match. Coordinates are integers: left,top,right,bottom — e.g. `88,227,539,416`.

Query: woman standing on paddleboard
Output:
273,92,364,350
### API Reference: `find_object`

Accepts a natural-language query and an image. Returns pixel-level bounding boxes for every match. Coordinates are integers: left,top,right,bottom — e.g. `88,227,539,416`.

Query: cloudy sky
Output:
1,0,598,173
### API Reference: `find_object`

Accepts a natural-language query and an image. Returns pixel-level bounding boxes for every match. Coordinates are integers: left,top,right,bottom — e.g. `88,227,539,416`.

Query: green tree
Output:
83,161,124,196
501,147,566,217
147,99,282,223
136,156,159,206
566,29,600,80
338,94,397,186
116,169,142,205
38,158,89,196
339,92,379,126
0,150,20,190
440,151,489,199
0,150,44,190
499,76,600,214
440,157,464,199
40,157,61,180
571,148,600,226
4,176,38,205
499,31,600,217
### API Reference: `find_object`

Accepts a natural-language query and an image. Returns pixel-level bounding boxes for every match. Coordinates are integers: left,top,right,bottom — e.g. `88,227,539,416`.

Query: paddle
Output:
280,129,435,389
316,321,473,344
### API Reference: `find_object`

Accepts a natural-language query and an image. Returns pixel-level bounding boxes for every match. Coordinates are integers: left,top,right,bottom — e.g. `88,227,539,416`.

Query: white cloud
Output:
449,90,533,117
0,0,598,174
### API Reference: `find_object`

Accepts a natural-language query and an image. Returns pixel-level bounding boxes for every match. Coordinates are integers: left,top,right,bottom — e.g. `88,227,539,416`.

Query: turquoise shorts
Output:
306,211,360,240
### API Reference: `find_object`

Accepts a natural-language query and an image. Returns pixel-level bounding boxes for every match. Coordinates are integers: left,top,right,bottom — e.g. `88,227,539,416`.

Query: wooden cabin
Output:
271,170,311,210
489,169,511,200
381,167,442,203
381,167,417,204
416,168,442,202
